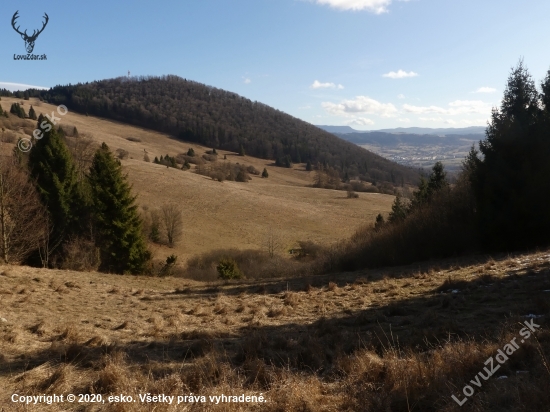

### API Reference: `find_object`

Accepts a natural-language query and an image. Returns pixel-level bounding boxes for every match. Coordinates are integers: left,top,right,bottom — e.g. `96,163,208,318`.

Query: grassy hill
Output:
23,76,419,186
0,249,548,410
0,97,395,265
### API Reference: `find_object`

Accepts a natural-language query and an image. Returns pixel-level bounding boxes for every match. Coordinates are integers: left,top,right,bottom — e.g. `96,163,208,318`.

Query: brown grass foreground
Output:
1,250,549,411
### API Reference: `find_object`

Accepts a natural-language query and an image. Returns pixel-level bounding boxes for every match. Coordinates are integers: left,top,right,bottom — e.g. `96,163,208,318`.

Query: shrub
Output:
216,258,243,280
262,168,269,178
247,165,260,175
295,240,323,259
159,254,178,277
115,149,129,160
177,154,204,166
60,237,100,271
347,190,359,198
185,248,310,281
187,148,195,157
203,154,218,162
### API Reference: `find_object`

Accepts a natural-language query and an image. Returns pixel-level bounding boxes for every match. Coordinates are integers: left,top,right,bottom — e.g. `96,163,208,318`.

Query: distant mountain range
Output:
316,125,486,172
316,125,486,136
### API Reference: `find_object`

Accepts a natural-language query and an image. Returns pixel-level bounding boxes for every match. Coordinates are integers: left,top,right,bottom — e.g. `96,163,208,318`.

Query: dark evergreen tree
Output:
27,116,87,259
427,162,448,194
388,194,407,224
10,103,26,118
239,144,245,156
284,155,292,168
409,162,449,212
28,105,37,120
409,177,429,211
306,161,312,171
187,148,195,157
470,60,544,248
262,168,269,178
343,171,350,183
374,213,385,231
88,143,151,274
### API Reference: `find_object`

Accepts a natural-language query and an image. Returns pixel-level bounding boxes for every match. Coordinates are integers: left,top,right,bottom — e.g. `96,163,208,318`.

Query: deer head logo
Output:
11,11,49,54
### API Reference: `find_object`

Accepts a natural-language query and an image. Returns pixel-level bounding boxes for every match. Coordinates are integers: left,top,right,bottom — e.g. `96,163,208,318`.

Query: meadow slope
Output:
0,97,394,264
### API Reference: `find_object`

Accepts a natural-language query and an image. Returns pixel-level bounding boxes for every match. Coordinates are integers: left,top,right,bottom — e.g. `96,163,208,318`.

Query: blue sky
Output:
2,0,550,130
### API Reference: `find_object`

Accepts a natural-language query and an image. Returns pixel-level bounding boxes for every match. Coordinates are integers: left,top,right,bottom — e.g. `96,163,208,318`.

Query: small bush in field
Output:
217,258,243,280
115,148,129,160
347,190,359,198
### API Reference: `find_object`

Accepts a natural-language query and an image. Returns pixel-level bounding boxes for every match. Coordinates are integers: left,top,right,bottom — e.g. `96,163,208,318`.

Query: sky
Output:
2,0,550,130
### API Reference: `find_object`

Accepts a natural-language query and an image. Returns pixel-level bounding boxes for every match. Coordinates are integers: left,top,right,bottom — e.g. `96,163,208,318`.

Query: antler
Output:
11,11,27,37
29,13,49,40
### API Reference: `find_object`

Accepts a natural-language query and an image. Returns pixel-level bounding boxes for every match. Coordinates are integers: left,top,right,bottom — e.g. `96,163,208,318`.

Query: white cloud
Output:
383,70,418,79
0,82,48,91
311,80,344,90
419,117,445,122
473,87,497,93
243,78,251,84
322,95,398,118
448,100,491,114
404,100,491,116
312,0,392,14
397,94,405,99
404,104,447,114
348,117,375,126
397,118,410,123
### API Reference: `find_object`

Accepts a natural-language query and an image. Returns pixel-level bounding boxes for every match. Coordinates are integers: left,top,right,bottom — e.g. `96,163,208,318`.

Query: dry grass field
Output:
0,97,394,265
0,249,549,411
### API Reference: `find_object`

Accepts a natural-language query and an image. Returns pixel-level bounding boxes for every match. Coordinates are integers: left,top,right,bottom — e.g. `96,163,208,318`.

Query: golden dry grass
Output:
0,97,394,265
1,249,549,410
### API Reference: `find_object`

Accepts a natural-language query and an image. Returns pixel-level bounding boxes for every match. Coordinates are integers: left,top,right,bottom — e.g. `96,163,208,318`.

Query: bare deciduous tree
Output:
264,227,282,258
160,203,183,247
0,155,47,264
64,133,98,182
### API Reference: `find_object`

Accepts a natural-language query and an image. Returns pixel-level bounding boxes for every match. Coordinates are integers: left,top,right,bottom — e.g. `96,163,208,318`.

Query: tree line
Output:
322,60,550,271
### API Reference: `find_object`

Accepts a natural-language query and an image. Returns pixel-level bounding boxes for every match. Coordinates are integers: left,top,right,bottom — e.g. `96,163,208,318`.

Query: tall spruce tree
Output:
471,60,543,248
28,115,86,260
88,143,150,274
